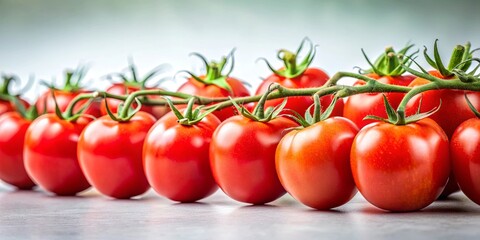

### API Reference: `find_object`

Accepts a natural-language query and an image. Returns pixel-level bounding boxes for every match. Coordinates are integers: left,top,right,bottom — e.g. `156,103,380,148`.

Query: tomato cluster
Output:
1,40,480,213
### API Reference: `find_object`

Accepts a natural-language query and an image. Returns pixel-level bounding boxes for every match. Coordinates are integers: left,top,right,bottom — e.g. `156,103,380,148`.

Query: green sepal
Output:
164,97,218,126
229,91,287,123
465,94,480,118
282,95,338,128
361,44,417,77
424,40,474,78
107,59,169,89
364,95,398,123
259,38,316,79
180,50,236,93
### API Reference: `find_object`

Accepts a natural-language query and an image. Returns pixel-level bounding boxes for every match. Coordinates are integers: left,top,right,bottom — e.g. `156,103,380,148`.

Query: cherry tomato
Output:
178,77,249,121
351,118,450,212
210,115,297,204
0,112,35,189
24,114,92,195
451,118,480,205
143,111,220,202
276,117,358,210
78,111,155,199
256,68,343,117
100,84,169,119
343,73,414,128
36,89,102,117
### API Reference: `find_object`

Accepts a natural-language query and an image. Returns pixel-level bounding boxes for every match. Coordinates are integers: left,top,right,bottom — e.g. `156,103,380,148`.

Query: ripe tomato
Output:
100,84,169,119
405,70,480,138
0,75,30,115
78,111,155,199
351,118,450,212
343,73,414,128
451,118,480,205
143,111,220,202
24,114,92,195
0,112,35,189
178,77,249,121
256,68,343,117
276,117,358,210
36,89,102,117
210,115,297,204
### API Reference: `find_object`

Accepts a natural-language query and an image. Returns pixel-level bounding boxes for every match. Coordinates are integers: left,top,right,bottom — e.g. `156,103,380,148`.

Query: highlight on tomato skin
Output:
143,110,221,203
23,114,92,196
350,118,450,212
276,117,359,210
77,111,155,199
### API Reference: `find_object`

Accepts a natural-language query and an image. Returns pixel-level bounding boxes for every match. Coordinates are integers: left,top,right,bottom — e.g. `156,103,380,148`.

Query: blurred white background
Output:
0,0,479,102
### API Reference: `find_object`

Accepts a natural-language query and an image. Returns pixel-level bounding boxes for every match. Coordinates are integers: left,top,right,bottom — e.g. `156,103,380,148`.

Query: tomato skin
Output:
0,112,35,189
36,90,102,117
451,118,480,205
343,74,414,128
178,77,249,121
100,84,169,119
276,117,358,210
23,114,92,195
255,68,343,117
0,98,30,116
351,118,450,212
210,115,297,204
143,112,220,202
78,112,155,199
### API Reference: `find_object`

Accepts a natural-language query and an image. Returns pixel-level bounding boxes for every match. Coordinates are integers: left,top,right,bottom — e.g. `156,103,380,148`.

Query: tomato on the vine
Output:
24,113,92,195
404,41,480,199
0,112,36,189
101,62,169,119
343,46,415,128
143,100,220,202
276,97,358,210
177,51,250,121
210,91,297,204
78,111,155,199
255,39,343,117
351,108,450,212
35,66,101,117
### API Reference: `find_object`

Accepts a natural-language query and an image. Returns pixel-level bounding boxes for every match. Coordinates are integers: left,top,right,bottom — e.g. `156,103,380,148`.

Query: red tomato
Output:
276,117,358,210
36,89,102,117
0,112,36,189
78,111,155,199
451,118,480,205
351,118,450,212
343,73,414,128
210,115,297,204
24,114,92,195
143,111,220,202
255,68,343,117
0,98,30,116
178,77,249,121
100,84,169,119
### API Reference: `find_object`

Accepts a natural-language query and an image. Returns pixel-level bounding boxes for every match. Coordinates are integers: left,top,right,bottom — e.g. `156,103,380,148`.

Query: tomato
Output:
210,115,297,204
143,111,220,202
24,114,92,195
36,89,102,117
256,68,343,117
100,84,169,119
0,75,30,115
276,117,358,210
451,118,480,205
351,118,450,212
78,111,155,199
0,112,35,189
405,70,480,138
343,73,414,128
178,77,249,121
